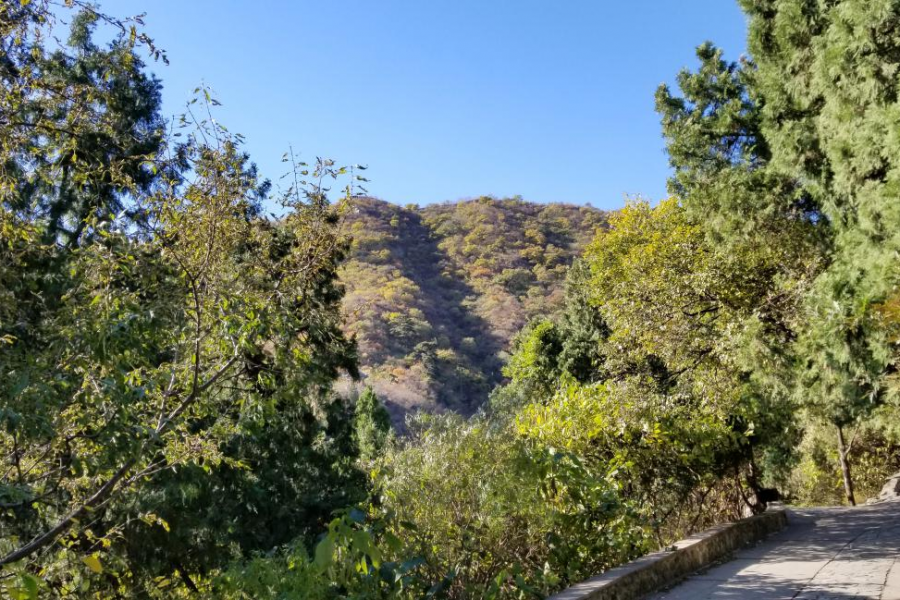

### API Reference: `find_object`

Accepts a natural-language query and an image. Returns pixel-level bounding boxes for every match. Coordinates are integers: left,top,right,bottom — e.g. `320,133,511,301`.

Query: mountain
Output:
337,196,608,422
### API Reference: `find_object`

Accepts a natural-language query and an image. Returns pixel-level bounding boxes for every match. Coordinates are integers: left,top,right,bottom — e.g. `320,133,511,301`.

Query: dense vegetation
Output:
0,3,374,596
338,197,606,420
2,1,899,598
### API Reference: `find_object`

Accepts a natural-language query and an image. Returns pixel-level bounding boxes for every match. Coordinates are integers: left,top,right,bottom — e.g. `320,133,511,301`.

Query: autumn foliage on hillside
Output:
338,197,607,420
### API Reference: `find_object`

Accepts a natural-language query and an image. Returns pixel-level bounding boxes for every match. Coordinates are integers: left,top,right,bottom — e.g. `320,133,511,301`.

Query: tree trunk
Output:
836,425,856,506
744,456,766,514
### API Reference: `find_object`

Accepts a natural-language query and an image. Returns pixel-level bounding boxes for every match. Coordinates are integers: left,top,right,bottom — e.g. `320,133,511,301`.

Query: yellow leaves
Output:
141,512,171,532
516,383,617,453
584,196,719,364
82,554,103,574
644,420,667,445
378,277,418,303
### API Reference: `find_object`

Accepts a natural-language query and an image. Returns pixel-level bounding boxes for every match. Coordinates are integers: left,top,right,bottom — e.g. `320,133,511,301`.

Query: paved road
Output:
650,501,900,600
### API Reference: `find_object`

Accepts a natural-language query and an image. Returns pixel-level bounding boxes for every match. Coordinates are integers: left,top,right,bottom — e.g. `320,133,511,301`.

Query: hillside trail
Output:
650,501,900,600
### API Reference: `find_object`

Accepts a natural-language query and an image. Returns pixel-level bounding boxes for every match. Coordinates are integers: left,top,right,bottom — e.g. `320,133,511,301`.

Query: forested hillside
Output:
338,197,606,419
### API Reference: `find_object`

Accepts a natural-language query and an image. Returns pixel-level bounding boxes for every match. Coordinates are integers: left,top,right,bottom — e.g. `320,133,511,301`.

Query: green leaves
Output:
214,509,428,598
4,573,40,600
312,536,334,571
0,6,365,588
650,0,900,507
369,412,647,597
1,1,166,248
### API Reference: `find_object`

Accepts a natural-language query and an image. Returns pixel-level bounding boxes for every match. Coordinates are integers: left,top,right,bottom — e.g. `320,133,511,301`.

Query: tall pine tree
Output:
659,1,900,504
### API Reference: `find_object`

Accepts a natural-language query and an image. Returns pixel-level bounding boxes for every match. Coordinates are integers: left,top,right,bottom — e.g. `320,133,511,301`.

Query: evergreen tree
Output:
491,260,609,415
0,1,166,247
354,386,391,463
657,1,900,504
739,0,900,505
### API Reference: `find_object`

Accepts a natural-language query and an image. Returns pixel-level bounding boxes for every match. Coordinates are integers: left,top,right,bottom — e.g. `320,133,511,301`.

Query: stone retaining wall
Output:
548,509,788,600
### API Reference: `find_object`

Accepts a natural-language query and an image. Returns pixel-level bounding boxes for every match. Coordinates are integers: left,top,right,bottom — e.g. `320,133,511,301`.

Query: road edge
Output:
548,509,788,600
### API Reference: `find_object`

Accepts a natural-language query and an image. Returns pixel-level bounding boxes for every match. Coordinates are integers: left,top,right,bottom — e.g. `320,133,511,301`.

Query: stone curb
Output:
548,509,788,600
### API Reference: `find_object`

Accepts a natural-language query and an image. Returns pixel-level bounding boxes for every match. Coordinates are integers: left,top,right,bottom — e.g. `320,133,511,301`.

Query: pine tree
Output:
0,2,166,247
354,386,391,463
739,0,900,505
658,1,900,504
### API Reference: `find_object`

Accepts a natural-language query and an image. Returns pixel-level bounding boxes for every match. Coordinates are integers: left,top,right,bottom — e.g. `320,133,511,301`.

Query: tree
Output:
497,319,565,409
655,43,823,249
502,199,802,527
1,99,360,579
0,1,166,247
657,1,900,505
354,386,391,463
0,5,367,594
736,0,900,506
655,39,831,498
490,259,609,415
585,199,804,506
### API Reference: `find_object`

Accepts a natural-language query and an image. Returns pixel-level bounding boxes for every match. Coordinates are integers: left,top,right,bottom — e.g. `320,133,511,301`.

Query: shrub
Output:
374,414,647,598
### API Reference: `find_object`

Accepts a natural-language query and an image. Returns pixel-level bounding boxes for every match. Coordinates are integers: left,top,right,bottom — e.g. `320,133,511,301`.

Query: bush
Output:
214,511,430,600
517,381,754,545
373,414,647,598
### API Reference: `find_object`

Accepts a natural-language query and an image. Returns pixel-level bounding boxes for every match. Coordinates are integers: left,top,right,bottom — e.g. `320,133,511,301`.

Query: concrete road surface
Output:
650,501,900,600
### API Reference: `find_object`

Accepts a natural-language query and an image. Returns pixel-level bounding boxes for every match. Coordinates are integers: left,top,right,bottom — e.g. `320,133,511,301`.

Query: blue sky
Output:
99,1,747,210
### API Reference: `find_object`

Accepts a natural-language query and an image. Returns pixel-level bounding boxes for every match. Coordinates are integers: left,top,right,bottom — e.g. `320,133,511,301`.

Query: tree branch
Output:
0,350,240,567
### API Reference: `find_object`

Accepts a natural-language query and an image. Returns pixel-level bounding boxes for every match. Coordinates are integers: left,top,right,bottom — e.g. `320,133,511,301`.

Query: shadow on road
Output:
652,502,900,600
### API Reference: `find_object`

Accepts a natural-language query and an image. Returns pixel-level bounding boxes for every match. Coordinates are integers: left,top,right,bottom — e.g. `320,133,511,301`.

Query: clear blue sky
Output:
99,1,748,210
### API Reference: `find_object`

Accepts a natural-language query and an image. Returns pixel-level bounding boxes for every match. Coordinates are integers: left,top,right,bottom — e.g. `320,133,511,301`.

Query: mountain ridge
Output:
337,196,608,421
